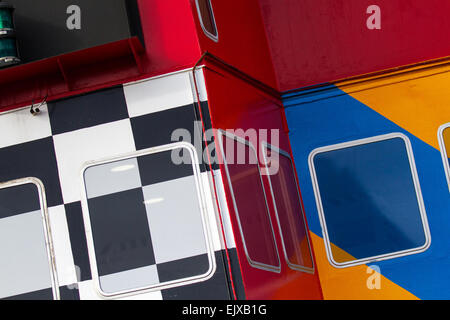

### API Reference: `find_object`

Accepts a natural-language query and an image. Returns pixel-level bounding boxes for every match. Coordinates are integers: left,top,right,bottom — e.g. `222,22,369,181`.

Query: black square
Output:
87,188,155,276
131,104,197,150
2,288,54,300
137,151,195,186
0,183,41,219
65,202,92,282
48,86,129,135
59,285,80,301
0,137,63,207
157,254,210,283
160,252,231,300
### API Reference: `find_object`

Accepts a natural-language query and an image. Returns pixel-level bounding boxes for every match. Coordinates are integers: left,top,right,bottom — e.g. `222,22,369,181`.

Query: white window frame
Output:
217,130,281,273
80,142,216,299
0,177,60,300
438,123,450,192
262,142,315,274
308,133,431,268
195,0,219,42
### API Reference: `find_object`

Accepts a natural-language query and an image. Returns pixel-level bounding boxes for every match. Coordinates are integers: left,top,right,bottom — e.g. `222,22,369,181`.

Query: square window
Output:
309,133,430,268
195,0,218,41
439,123,450,192
0,178,59,299
81,142,215,298
262,143,314,273
218,130,280,272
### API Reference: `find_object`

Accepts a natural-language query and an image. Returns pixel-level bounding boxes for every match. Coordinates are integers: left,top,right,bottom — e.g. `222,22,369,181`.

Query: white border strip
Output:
80,142,216,299
217,130,281,273
261,142,315,274
0,177,60,300
308,133,431,268
438,123,450,192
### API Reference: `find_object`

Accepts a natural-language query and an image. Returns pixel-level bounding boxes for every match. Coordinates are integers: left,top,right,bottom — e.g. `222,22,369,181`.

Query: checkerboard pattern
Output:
0,70,231,300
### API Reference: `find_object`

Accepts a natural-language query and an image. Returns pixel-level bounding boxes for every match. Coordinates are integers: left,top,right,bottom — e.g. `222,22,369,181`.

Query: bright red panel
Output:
203,63,323,300
259,0,450,91
138,0,202,75
191,0,278,89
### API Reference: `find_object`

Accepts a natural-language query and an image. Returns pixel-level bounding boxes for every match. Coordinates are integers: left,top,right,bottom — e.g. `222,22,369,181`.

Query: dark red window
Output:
219,131,280,272
263,144,314,273
195,0,218,40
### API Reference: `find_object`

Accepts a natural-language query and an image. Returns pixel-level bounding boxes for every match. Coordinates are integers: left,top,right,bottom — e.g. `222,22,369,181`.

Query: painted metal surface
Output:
190,0,278,89
203,61,323,299
0,69,231,300
260,0,450,91
0,0,203,113
284,61,450,299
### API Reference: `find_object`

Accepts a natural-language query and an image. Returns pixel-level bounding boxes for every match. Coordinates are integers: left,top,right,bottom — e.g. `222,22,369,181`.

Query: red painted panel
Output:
0,0,202,112
203,62,323,299
138,0,201,75
259,0,450,91
190,0,278,89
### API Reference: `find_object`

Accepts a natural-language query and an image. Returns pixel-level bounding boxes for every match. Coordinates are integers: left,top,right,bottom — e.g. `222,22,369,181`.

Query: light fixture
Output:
0,1,20,68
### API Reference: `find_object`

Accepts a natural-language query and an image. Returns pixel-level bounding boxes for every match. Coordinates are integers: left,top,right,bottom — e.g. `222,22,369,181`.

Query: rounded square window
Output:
80,142,216,298
217,130,280,273
309,133,431,268
0,178,59,300
262,143,314,273
195,0,218,41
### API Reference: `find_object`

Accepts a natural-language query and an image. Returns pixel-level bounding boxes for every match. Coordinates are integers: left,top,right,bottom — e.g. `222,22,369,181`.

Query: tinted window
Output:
219,131,280,272
263,145,314,273
310,134,430,267
196,0,218,40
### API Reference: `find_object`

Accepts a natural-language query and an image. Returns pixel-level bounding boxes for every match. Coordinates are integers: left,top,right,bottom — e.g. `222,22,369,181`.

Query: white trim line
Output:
79,142,216,299
308,133,431,269
217,130,281,273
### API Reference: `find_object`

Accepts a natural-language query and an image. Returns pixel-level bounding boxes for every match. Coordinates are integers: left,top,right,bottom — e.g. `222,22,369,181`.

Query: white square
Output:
124,72,195,118
48,205,77,286
0,211,53,298
53,119,136,203
0,104,52,149
77,280,163,300
143,176,208,264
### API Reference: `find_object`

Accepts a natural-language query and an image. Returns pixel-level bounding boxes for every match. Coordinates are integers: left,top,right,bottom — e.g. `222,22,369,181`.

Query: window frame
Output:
261,142,315,274
80,141,216,299
0,177,60,300
195,0,219,42
308,133,431,268
217,129,281,273
438,123,450,192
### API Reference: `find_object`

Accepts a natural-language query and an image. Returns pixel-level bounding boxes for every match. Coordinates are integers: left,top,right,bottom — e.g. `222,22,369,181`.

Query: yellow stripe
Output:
311,232,419,300
337,63,450,150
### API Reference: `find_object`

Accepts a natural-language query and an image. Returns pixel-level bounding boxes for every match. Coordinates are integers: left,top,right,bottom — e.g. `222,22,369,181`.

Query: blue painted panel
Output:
283,86,450,299
313,137,426,262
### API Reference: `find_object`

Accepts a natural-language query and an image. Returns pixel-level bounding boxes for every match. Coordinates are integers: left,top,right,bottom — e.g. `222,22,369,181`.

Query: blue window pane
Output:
312,136,428,265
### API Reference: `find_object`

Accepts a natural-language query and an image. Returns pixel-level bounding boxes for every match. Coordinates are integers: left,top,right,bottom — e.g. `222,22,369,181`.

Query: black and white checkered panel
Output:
0,68,229,300
83,147,212,296
0,181,56,300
